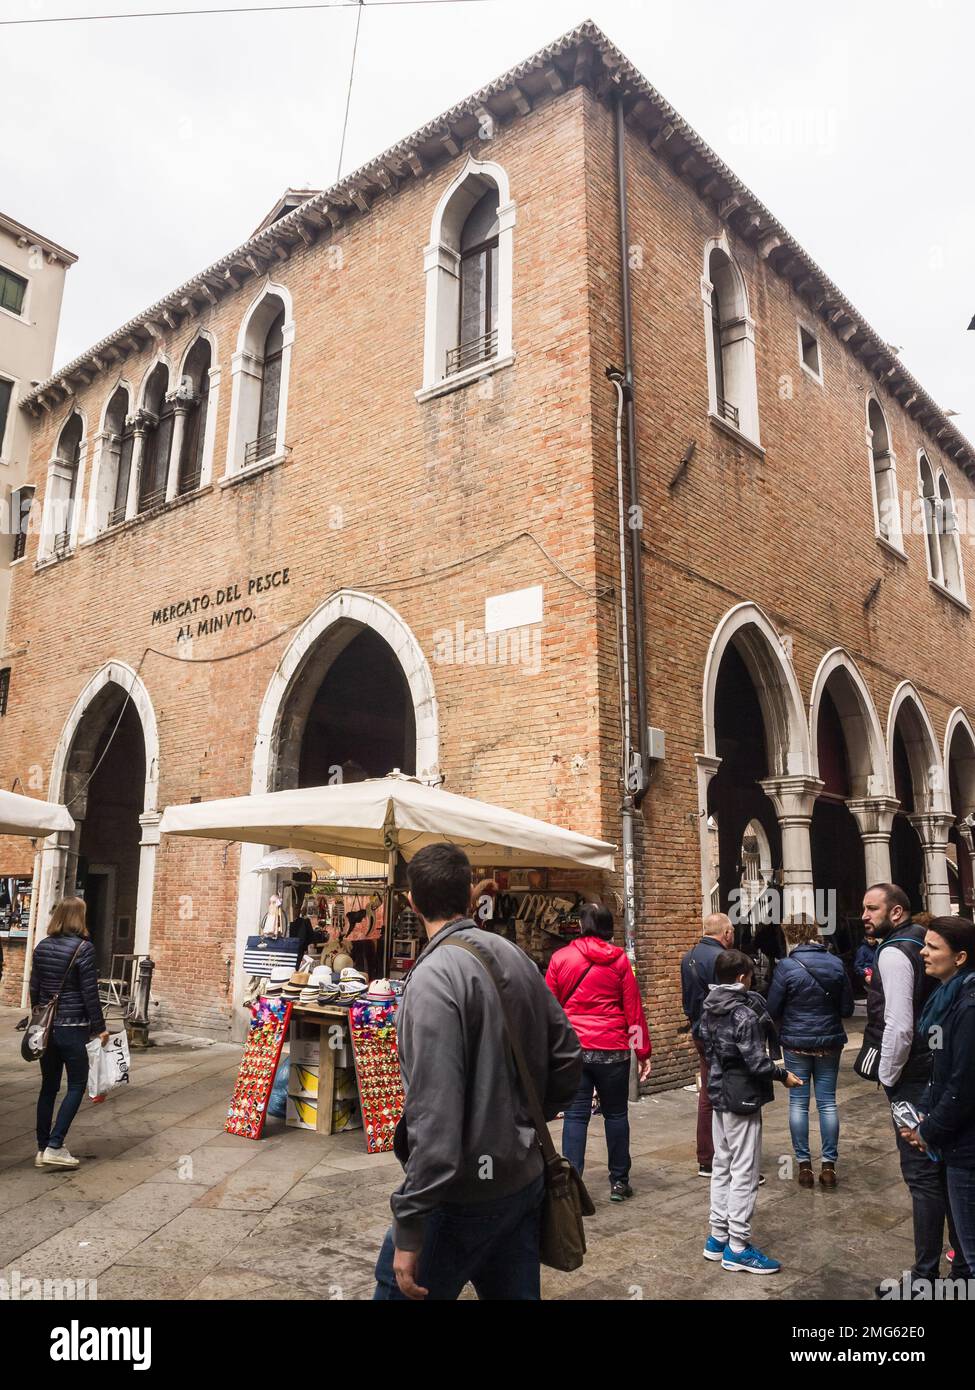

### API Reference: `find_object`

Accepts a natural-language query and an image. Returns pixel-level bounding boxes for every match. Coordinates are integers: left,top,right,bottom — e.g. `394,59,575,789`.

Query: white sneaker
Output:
35,1150,45,1168
41,1147,80,1169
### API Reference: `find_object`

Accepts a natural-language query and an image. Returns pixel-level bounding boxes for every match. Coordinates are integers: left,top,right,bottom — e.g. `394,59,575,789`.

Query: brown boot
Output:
798,1161,814,1188
819,1162,837,1188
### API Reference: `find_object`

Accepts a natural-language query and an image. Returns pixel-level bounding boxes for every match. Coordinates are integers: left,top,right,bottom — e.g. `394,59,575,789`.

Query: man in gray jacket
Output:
374,843,582,1300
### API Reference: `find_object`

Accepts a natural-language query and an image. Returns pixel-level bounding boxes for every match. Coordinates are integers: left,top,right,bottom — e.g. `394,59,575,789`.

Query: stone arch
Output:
177,328,218,382
809,648,889,797
136,353,174,408
33,662,161,967
703,602,810,777
944,707,975,819
226,280,295,474
251,589,439,792
887,681,947,813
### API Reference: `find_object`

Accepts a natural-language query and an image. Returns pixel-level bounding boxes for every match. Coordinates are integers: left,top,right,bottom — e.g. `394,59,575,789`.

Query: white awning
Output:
160,773,615,871
0,788,75,839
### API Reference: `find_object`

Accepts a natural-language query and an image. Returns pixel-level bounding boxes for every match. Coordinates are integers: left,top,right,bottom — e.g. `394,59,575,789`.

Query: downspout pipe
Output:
613,91,650,809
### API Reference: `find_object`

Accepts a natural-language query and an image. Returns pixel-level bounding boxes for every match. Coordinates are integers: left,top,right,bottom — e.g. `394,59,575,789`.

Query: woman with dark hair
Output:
901,916,975,1270
29,897,108,1169
545,904,652,1201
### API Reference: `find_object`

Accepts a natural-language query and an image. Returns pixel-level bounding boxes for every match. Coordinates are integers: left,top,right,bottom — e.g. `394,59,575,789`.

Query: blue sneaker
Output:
721,1244,781,1275
703,1235,725,1262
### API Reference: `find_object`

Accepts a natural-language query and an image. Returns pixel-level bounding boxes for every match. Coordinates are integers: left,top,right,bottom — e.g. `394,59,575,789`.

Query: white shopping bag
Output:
86,1030,131,1101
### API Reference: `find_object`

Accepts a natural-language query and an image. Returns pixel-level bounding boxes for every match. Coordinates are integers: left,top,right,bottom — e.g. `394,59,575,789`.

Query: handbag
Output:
21,939,85,1063
241,936,301,976
445,936,595,1272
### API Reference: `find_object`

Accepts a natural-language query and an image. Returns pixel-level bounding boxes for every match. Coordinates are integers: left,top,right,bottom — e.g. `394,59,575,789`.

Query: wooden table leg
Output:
317,1020,337,1135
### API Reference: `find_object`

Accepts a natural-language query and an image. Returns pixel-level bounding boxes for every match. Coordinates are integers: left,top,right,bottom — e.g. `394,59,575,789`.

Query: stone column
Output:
956,823,975,911
165,392,192,502
125,414,149,520
908,812,955,916
695,754,722,919
134,811,161,955
759,775,824,923
845,796,900,888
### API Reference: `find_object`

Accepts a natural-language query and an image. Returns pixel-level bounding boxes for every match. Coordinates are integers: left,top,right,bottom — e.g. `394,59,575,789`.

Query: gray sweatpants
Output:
710,1109,763,1250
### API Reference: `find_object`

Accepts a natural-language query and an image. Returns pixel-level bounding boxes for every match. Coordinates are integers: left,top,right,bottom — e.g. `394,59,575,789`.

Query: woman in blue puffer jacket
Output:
766,921,854,1189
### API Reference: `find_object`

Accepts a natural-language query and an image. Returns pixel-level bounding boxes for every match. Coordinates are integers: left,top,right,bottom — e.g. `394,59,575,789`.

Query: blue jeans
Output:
36,1025,90,1151
561,1057,631,1184
946,1166,975,1275
782,1049,841,1164
373,1174,545,1300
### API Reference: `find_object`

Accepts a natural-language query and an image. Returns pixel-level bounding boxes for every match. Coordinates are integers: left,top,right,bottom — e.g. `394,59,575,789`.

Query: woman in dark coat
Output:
766,921,854,1188
901,916,975,1272
29,897,108,1169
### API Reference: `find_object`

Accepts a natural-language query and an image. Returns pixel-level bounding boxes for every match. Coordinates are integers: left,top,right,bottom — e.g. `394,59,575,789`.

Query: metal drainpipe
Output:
612,91,651,972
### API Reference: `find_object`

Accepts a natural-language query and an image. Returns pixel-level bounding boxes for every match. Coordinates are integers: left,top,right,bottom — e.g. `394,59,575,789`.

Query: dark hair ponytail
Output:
579,903,614,941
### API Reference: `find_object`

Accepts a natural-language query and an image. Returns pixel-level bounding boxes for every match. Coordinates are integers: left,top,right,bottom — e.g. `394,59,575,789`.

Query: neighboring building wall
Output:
0,218,74,652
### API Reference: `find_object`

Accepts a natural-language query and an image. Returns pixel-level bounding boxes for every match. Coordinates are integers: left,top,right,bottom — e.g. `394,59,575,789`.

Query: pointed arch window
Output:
702,244,760,445
419,158,515,398
867,398,902,550
177,337,213,494
227,288,292,476
921,452,965,599
42,411,83,559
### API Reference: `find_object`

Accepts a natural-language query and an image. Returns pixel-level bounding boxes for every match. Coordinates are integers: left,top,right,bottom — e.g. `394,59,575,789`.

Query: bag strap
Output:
561,955,594,1006
53,939,85,1001
445,936,558,1166
789,952,837,1006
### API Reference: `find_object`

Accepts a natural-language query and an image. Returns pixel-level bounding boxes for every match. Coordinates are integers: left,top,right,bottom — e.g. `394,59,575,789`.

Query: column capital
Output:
845,796,901,839
907,811,955,849
695,753,722,779
759,775,824,820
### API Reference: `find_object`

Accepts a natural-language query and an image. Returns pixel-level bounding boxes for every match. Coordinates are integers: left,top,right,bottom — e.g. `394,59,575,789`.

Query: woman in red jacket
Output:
546,904,652,1200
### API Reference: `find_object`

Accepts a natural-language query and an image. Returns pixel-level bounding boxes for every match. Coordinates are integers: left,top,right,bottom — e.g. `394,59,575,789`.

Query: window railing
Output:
446,328,498,377
178,465,202,496
52,529,72,558
12,530,27,562
108,502,128,528
138,484,167,515
244,432,277,468
717,397,740,429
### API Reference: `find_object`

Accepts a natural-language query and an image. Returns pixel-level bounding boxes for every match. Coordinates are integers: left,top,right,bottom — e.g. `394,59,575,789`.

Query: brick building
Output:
2,22,974,1087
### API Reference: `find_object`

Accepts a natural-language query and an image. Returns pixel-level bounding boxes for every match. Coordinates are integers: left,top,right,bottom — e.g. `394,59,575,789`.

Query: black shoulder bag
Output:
21,939,85,1063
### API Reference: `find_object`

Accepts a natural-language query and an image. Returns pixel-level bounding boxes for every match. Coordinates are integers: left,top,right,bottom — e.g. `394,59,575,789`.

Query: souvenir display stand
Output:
348,989,404,1154
226,997,293,1140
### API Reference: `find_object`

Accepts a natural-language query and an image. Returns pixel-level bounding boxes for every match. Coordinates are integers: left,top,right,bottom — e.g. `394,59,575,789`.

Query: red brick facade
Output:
3,28,974,1090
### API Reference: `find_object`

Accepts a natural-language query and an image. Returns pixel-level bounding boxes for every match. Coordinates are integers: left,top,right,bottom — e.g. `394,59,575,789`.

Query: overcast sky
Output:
3,0,973,422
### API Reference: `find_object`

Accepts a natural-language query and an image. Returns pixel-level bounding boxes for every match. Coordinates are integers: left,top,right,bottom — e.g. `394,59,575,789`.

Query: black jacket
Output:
29,934,105,1034
680,935,725,1035
766,942,854,1051
699,983,786,1112
919,973,975,1167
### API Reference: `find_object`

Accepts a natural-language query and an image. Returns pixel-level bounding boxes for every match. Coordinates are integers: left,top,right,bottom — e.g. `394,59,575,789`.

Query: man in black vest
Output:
861,883,970,1289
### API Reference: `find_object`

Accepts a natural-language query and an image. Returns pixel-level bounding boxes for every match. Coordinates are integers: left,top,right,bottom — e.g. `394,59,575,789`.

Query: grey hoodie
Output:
390,918,581,1252
699,982,786,1112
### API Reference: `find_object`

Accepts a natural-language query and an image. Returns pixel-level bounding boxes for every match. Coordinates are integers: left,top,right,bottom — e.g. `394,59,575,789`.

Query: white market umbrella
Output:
160,773,615,871
0,788,74,838
249,848,335,876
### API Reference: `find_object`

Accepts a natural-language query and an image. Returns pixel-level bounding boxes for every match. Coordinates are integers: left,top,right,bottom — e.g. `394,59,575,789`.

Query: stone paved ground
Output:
0,1005,918,1301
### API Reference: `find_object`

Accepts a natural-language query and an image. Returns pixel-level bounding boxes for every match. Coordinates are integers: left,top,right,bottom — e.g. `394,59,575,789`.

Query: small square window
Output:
0,269,27,317
799,324,822,380
0,668,10,717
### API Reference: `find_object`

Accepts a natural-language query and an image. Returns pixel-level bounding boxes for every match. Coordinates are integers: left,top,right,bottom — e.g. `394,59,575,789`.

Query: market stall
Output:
160,773,616,1148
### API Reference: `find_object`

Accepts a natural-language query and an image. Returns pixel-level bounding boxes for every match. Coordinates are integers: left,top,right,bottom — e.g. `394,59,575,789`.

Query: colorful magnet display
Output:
225,996,293,1140
349,997,405,1154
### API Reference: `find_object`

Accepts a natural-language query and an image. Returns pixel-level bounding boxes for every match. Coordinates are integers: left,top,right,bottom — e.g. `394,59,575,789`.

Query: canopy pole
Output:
382,843,396,977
